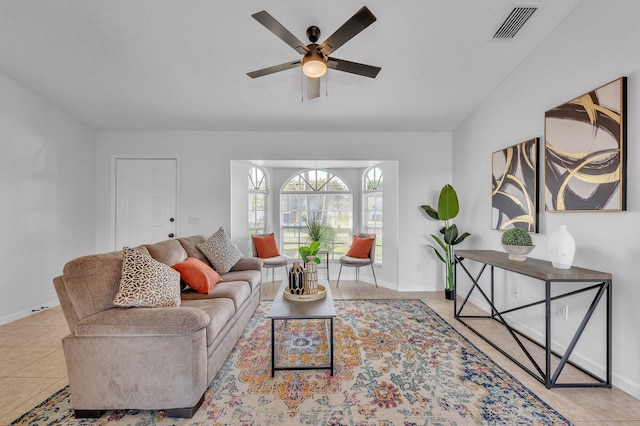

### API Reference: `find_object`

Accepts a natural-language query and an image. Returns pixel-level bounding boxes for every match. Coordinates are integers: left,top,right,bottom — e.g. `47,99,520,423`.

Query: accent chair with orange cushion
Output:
337,233,378,287
251,233,288,283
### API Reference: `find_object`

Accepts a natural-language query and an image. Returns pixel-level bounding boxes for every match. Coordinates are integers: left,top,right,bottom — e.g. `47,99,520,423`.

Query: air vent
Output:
493,6,538,39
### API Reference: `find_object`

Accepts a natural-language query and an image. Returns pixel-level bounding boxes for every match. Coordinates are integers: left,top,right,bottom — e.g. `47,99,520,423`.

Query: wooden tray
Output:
283,284,327,302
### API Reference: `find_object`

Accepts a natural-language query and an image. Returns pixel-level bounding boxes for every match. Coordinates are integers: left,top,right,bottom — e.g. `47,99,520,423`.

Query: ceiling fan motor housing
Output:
306,26,321,43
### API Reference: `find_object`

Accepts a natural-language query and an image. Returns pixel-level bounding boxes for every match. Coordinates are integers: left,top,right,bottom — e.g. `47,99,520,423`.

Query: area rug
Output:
11,299,571,425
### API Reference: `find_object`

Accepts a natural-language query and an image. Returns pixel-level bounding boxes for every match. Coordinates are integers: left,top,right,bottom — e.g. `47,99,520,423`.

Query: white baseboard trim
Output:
465,293,640,400
0,299,60,326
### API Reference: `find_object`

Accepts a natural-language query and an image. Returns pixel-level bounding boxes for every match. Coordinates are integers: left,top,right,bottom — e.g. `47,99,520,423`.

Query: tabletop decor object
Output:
548,225,575,269
288,261,305,295
304,256,319,294
501,227,535,261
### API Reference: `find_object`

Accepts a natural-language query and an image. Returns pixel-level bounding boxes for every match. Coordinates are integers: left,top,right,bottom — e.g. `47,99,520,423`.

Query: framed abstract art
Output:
544,77,627,212
492,138,539,232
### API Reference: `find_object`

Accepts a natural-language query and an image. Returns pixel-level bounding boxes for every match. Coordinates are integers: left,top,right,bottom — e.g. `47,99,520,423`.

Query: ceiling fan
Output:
247,6,381,99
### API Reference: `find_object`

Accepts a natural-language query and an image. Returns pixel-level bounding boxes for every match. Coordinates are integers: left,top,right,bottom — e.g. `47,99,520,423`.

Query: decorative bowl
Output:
501,244,535,261
283,284,327,302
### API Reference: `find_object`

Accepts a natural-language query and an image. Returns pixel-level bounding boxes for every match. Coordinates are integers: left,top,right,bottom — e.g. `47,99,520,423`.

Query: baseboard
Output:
0,299,60,326
466,293,640,400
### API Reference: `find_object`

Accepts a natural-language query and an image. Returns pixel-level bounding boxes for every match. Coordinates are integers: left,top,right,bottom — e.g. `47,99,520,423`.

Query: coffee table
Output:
267,280,336,376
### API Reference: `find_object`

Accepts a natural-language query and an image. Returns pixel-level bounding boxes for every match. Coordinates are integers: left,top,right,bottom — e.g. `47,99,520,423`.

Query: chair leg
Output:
336,265,343,287
355,267,359,284
271,267,274,284
370,263,378,288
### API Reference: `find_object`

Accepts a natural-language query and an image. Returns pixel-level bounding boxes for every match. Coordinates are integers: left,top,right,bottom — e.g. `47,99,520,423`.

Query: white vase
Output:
548,225,575,269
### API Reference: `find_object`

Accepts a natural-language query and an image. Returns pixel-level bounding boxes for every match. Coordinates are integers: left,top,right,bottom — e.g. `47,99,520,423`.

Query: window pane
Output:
280,170,352,261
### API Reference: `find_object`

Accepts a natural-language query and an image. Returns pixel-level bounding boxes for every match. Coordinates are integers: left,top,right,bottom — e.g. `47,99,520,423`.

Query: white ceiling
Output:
0,0,582,132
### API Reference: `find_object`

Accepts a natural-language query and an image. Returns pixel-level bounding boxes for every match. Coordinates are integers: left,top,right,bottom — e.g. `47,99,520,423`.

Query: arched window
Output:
364,167,383,264
281,169,352,260
248,167,267,253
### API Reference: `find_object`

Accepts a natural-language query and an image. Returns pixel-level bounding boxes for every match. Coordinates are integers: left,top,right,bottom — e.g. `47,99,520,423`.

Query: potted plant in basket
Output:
421,184,471,300
501,228,535,261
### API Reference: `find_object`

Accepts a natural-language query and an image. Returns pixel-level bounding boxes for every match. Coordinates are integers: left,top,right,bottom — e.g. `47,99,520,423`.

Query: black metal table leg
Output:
271,318,275,377
329,318,334,376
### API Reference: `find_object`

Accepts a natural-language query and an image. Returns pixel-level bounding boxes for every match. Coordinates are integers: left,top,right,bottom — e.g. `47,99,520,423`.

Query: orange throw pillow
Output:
252,233,280,258
172,257,222,294
346,236,374,259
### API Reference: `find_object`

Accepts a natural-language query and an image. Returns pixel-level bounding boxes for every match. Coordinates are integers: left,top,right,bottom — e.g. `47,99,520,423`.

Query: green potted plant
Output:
299,240,322,265
303,218,328,243
501,228,535,261
421,184,471,300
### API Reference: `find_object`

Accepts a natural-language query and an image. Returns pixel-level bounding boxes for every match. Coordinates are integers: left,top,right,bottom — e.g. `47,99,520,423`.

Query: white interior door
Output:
115,158,177,249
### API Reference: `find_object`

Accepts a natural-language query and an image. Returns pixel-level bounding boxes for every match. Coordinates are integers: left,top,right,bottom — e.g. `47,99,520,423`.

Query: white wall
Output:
453,0,640,398
0,72,95,324
95,131,451,292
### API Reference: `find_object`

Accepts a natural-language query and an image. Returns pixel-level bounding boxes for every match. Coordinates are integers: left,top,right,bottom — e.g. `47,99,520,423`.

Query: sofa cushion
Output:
181,281,251,311
220,270,262,293
113,247,182,308
230,257,263,273
177,235,210,264
143,238,187,266
62,251,126,321
172,257,223,294
74,306,209,337
181,298,236,347
197,227,243,274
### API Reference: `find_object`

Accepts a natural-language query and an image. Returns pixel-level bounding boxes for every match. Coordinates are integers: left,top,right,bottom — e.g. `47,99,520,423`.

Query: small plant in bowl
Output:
501,228,534,261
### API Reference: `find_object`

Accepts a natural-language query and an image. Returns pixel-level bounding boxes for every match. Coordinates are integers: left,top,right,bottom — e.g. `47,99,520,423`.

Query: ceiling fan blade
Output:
318,6,377,56
308,77,320,99
252,11,309,55
327,57,381,78
247,60,301,78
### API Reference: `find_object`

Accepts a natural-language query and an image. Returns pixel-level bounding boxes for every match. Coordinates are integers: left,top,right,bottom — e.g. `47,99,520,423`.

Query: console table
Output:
454,249,611,389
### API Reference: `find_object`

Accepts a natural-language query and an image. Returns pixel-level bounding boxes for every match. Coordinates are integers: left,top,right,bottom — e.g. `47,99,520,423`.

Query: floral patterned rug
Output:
11,299,570,425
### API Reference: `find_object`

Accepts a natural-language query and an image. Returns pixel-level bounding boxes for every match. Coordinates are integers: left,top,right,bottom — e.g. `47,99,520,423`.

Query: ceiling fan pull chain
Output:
325,72,328,97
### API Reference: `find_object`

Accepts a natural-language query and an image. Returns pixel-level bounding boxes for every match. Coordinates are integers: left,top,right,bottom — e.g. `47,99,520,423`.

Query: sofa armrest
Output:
74,306,209,337
230,257,263,272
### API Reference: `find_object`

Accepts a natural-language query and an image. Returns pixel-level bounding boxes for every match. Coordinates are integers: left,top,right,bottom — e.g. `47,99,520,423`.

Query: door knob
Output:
169,218,175,222
168,233,175,238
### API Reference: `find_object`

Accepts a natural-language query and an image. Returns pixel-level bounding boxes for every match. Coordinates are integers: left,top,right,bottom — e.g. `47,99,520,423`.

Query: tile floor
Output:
1,280,639,425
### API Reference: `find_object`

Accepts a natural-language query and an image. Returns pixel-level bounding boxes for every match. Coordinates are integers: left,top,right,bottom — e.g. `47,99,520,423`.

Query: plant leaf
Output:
443,224,459,245
430,234,447,252
437,184,459,221
453,232,471,245
427,245,446,263
309,240,321,252
420,205,440,220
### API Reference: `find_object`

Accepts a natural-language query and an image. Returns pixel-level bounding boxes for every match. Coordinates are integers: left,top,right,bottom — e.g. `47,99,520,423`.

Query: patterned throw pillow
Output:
197,227,243,274
113,247,181,308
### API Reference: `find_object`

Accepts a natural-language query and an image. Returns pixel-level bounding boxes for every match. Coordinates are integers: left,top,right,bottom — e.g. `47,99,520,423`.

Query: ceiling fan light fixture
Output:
302,52,327,78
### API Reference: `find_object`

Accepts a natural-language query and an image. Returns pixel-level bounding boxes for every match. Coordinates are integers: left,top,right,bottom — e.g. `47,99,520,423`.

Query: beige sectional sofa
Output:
53,235,262,418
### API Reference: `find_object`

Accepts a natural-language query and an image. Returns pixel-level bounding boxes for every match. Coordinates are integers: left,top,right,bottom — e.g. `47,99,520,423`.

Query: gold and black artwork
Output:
544,77,626,212
492,138,538,232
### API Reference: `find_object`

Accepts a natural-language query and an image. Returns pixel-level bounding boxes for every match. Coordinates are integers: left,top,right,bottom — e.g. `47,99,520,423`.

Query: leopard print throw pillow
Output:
113,247,181,308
